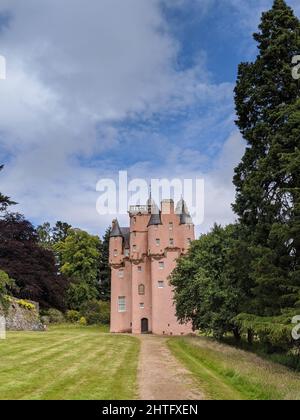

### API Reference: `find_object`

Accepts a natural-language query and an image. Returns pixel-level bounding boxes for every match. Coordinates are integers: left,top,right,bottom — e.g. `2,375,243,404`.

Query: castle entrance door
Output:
141,318,149,333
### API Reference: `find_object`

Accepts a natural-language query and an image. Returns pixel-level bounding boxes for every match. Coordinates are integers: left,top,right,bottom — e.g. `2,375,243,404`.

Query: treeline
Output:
0,170,111,323
171,0,300,359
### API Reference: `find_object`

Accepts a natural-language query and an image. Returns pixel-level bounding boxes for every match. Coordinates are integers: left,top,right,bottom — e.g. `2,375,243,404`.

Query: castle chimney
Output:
161,199,174,215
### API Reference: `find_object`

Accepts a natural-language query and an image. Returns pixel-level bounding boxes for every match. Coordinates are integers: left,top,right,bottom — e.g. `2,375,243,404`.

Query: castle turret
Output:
109,219,124,266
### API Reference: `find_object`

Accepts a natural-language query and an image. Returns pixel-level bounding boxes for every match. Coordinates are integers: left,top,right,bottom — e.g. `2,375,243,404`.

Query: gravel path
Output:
137,335,204,400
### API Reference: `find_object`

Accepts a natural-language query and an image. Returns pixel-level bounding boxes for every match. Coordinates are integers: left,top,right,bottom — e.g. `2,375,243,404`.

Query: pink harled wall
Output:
109,199,195,335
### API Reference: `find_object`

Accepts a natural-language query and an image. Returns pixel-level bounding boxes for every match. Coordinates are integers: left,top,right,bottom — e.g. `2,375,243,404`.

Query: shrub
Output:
79,316,87,326
16,299,35,311
80,300,110,325
41,315,50,325
66,310,80,323
46,308,65,324
99,301,110,325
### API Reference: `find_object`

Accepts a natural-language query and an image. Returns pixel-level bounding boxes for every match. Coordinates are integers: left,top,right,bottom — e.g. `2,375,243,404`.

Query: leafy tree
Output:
170,224,252,339
55,229,101,310
0,165,16,212
0,270,15,309
233,0,300,315
52,221,72,243
99,227,111,301
36,222,52,249
0,213,69,309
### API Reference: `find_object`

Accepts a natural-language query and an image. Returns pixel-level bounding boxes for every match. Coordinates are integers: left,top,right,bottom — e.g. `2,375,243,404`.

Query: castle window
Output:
125,249,129,257
138,284,145,295
156,238,160,246
118,269,124,279
159,261,164,270
139,303,145,309
187,238,192,244
133,245,137,252
169,222,173,230
113,249,118,257
169,238,174,247
138,266,142,272
158,281,164,288
118,297,126,313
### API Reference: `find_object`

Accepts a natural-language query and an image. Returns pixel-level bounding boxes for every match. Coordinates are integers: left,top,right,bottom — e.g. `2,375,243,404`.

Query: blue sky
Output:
0,0,299,236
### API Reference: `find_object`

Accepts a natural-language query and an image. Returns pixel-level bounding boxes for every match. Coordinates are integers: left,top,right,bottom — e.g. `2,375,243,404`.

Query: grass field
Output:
168,337,300,400
0,325,140,400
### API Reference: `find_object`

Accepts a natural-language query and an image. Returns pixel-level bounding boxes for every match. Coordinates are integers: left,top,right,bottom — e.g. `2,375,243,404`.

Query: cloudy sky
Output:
0,0,299,236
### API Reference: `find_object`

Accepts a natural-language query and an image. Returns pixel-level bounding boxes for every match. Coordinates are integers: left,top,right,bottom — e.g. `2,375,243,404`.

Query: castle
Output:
109,198,195,335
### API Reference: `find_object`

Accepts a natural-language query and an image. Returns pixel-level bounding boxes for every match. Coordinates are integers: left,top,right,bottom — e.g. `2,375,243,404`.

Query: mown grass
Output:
0,325,140,400
168,337,300,400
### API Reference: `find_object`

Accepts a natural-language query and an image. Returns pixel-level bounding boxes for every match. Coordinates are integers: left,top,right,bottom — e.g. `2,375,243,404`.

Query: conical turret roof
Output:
176,199,193,225
110,219,123,237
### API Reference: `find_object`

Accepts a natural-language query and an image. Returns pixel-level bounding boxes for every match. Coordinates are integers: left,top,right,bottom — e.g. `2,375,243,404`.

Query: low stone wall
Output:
0,297,44,331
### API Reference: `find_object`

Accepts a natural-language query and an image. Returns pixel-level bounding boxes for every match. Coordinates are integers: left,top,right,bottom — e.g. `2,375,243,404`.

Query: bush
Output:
80,300,110,325
99,301,110,325
46,308,65,324
40,315,50,325
66,310,80,323
79,316,87,326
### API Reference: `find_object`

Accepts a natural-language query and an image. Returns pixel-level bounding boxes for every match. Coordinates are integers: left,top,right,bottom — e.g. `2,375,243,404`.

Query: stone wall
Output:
0,297,44,331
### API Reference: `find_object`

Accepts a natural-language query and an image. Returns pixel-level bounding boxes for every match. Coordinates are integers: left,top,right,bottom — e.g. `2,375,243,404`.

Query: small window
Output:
169,222,173,230
138,266,142,272
159,261,164,270
156,238,160,246
118,297,126,313
139,303,145,309
169,238,174,247
133,217,137,225
113,249,118,257
187,238,192,244
133,232,137,237
158,281,164,288
118,269,124,279
125,249,129,257
138,284,145,295
133,245,137,252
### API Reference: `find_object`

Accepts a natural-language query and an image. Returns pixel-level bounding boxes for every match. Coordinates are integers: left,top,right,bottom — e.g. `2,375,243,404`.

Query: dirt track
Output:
137,335,204,400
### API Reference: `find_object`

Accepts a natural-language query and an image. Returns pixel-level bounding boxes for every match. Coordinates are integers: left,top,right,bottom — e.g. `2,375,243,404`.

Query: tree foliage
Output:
54,229,101,310
0,213,69,310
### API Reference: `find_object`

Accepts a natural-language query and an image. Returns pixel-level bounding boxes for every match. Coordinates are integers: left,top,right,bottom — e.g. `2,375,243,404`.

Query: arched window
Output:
138,284,145,295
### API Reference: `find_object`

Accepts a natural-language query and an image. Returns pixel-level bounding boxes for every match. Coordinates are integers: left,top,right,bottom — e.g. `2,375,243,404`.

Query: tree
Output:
52,221,71,243
233,0,300,315
54,229,101,310
170,224,252,339
99,227,111,301
0,165,16,212
36,222,52,249
0,270,14,309
0,213,69,310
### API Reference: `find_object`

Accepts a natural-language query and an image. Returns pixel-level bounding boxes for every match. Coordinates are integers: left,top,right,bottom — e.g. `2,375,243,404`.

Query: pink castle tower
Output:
109,198,195,335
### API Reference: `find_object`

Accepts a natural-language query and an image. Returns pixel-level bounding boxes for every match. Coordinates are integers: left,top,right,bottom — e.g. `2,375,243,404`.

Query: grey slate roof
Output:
176,199,193,225
147,212,162,227
121,227,130,248
110,219,123,237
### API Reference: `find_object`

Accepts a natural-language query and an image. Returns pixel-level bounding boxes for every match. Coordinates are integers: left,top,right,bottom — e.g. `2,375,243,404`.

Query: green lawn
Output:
168,337,300,400
0,325,140,400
